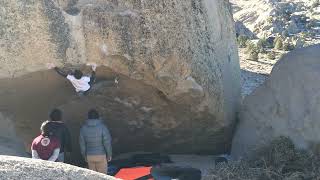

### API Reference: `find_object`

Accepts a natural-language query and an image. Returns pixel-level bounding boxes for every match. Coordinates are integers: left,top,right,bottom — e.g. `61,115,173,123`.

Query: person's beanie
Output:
49,109,62,122
40,121,53,136
88,109,99,119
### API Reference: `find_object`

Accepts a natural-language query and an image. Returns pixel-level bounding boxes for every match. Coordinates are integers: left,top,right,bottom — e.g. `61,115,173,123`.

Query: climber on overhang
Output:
47,63,119,95
47,62,96,95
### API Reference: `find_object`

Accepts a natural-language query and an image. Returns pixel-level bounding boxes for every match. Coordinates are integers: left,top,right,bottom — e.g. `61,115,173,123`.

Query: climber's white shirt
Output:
67,75,91,92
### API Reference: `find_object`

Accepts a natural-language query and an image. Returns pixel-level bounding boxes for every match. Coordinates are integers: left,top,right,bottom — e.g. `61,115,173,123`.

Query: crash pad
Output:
114,166,153,180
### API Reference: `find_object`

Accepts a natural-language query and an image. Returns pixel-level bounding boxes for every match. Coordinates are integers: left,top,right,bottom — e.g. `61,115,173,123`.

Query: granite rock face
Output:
0,0,240,158
0,155,118,180
232,45,320,159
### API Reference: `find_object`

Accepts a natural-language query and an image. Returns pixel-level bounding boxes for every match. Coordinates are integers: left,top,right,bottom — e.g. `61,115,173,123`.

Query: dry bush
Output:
237,35,249,48
249,51,259,61
282,42,292,51
267,51,276,60
245,41,259,61
207,137,320,180
311,0,319,9
257,39,268,53
274,37,284,50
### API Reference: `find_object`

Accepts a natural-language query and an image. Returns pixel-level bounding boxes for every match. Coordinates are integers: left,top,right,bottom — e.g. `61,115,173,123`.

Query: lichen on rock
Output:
43,0,71,60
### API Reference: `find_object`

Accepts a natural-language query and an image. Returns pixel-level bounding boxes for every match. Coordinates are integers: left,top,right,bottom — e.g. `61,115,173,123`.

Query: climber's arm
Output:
48,148,60,162
47,63,68,78
90,70,96,82
54,67,68,78
88,63,96,84
31,150,40,159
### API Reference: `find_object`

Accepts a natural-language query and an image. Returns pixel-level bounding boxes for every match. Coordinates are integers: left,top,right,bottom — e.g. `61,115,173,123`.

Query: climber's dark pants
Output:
89,74,96,86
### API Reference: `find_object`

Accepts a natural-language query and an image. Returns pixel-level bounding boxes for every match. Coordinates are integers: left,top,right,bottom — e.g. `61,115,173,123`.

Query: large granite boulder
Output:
0,155,117,180
0,0,240,160
232,45,320,159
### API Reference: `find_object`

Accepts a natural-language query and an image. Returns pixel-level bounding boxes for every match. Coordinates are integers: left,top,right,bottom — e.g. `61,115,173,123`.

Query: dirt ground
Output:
239,48,275,98
169,154,216,178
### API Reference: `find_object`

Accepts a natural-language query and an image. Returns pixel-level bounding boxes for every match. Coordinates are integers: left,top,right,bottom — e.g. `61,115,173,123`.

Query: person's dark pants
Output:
89,74,96,86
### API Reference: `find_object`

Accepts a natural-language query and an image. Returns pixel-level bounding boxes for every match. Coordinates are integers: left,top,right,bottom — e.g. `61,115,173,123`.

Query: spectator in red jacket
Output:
31,121,60,162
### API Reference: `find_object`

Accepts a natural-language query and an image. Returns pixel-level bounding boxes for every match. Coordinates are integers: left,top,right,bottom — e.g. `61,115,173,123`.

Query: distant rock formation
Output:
235,21,256,39
231,0,320,46
232,44,320,159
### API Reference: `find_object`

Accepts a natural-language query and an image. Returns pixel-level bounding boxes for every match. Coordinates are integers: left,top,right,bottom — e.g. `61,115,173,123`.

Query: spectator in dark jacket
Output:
79,109,112,174
44,109,72,162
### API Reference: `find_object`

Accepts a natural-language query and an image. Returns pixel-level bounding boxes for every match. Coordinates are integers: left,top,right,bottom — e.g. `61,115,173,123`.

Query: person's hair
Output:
74,69,83,79
40,121,53,136
88,109,99,119
49,108,62,122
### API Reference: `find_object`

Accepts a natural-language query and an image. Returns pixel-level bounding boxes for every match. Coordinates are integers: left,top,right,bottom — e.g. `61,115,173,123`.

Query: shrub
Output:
260,37,269,46
267,51,276,60
264,36,275,48
273,36,280,44
294,37,305,48
251,137,296,168
282,42,290,51
237,35,249,48
245,41,255,53
208,137,320,180
300,32,308,39
267,17,273,23
310,8,314,13
249,50,259,61
245,41,259,61
256,40,265,53
311,0,319,9
274,37,283,50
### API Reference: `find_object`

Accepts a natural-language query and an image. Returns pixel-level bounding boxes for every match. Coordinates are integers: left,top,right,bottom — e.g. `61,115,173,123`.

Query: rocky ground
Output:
169,155,216,177
232,0,320,98
0,155,118,180
239,49,270,97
